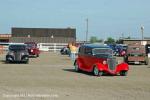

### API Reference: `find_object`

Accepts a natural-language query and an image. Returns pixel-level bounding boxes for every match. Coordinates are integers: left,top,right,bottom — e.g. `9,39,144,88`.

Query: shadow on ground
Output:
0,60,6,64
0,60,28,64
29,55,38,58
63,68,116,77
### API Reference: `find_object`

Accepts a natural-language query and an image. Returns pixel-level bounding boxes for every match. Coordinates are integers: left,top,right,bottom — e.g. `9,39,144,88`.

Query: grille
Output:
14,52,21,61
107,58,116,70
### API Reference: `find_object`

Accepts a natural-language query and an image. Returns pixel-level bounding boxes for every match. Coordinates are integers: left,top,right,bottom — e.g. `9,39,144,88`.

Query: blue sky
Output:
0,0,150,40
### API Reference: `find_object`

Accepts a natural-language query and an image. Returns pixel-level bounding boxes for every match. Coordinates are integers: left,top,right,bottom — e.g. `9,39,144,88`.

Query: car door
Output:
78,47,86,70
83,48,94,71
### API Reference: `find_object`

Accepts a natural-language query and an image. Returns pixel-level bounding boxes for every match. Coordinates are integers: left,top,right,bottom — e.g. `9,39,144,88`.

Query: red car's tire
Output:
93,66,103,76
120,71,128,76
74,61,80,72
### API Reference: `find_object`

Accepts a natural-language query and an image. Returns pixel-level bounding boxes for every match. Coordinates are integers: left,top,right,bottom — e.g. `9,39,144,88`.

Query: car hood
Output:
7,50,28,55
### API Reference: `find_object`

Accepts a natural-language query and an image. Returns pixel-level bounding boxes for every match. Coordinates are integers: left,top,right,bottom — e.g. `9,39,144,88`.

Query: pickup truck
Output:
124,43,149,65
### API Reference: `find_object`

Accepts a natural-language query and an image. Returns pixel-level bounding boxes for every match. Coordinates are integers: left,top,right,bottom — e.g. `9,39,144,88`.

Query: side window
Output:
85,48,92,55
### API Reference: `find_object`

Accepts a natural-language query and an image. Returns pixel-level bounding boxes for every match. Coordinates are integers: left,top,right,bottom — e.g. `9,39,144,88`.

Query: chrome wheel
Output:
93,67,99,76
99,71,103,76
120,71,128,76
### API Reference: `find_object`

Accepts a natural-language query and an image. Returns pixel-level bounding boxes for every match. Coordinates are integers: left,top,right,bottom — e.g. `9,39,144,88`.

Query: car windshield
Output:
92,48,113,58
128,46,144,51
94,54,113,58
26,43,36,48
9,45,26,51
128,53,144,57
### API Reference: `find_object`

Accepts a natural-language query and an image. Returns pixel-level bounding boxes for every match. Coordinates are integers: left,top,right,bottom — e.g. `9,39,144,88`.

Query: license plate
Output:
134,62,139,64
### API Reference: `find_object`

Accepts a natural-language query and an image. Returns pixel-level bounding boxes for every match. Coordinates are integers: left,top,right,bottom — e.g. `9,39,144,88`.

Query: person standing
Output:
68,42,72,57
70,42,77,61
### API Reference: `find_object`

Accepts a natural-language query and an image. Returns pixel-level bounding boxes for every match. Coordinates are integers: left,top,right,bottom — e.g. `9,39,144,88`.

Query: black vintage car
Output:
60,47,70,55
6,44,29,63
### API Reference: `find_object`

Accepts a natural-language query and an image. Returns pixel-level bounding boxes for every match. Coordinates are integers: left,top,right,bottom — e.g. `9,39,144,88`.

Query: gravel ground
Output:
0,52,150,100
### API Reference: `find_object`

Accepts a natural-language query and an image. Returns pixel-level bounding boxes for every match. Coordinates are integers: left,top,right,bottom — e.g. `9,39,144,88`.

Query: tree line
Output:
90,36,131,44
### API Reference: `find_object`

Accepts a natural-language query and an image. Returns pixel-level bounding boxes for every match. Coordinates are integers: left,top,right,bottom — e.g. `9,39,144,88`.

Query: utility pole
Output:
141,26,144,45
121,33,124,39
86,18,88,42
141,26,144,40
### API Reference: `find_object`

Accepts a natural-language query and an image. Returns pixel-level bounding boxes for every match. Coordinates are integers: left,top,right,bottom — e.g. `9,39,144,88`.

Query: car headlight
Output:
31,49,33,52
103,60,107,65
21,52,25,55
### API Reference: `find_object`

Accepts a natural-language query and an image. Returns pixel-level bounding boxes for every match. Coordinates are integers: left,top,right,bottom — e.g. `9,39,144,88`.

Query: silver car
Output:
6,44,29,63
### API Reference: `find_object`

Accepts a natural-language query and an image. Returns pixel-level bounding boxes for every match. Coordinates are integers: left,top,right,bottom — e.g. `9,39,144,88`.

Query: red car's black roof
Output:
81,44,110,49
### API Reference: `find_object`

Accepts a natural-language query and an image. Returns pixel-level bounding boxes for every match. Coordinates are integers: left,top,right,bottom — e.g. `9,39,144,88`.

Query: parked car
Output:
124,43,149,65
119,45,128,56
113,45,122,56
6,44,29,63
113,44,128,56
24,42,40,57
60,47,70,55
107,44,115,55
145,44,150,58
74,44,129,76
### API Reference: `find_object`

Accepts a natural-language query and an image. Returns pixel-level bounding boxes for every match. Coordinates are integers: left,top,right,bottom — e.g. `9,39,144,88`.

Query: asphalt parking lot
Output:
0,52,150,100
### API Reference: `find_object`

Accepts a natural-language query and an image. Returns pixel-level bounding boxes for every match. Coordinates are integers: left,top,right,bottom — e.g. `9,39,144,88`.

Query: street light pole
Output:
86,18,88,42
121,33,124,39
141,26,144,44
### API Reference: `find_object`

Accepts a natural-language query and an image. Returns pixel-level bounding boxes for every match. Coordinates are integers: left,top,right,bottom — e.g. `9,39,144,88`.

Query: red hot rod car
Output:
24,42,40,57
74,44,129,76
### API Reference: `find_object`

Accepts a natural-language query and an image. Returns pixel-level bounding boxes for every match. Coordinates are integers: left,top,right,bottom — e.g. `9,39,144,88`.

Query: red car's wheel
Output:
93,66,103,76
120,71,128,76
74,61,80,72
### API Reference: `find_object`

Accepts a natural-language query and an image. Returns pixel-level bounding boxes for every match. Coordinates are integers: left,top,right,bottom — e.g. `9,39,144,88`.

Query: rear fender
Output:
74,58,82,69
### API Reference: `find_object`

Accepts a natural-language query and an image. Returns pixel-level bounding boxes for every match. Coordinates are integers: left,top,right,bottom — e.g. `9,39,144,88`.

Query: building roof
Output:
123,39,150,41
0,34,11,37
12,27,76,37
